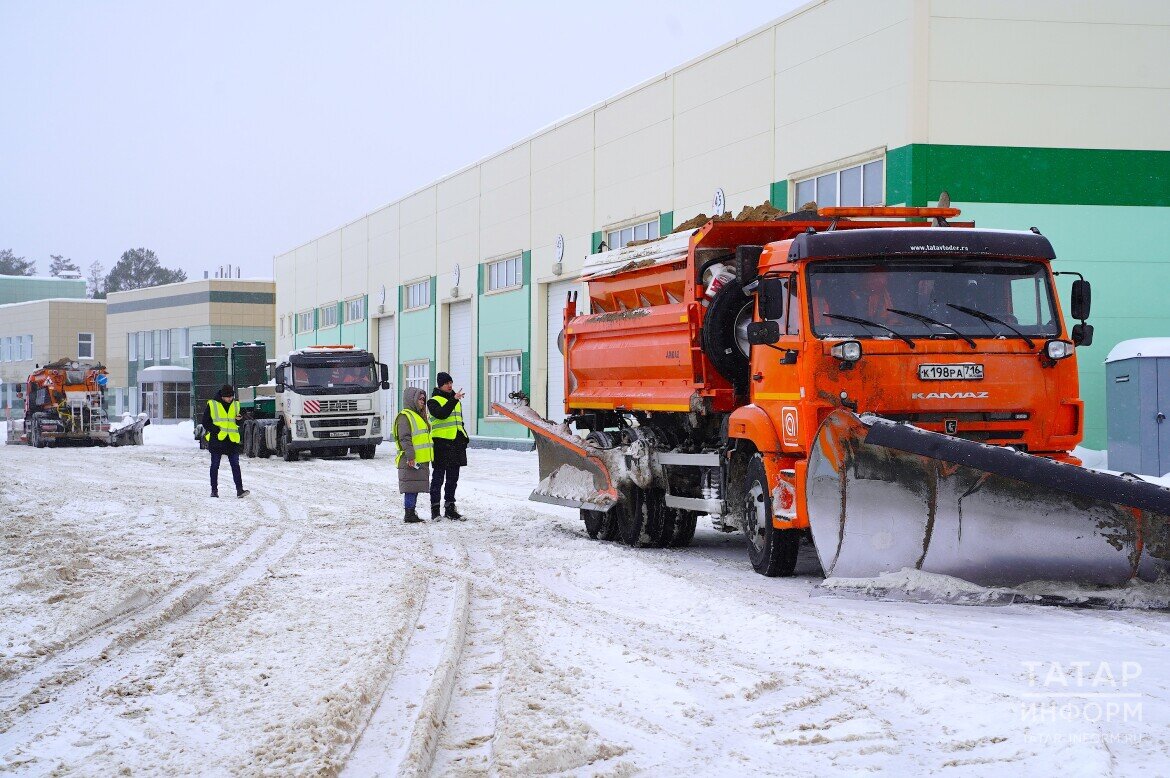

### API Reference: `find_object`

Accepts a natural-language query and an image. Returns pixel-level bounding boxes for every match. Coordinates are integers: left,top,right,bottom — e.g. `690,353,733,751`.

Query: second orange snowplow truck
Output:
495,207,1170,588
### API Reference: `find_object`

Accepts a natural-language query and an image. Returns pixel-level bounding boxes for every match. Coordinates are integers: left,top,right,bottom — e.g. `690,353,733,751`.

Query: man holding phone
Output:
427,371,468,520
201,384,249,498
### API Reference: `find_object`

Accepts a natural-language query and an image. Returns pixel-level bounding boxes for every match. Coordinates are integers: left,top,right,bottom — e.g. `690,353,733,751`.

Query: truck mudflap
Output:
491,403,621,513
806,410,1170,588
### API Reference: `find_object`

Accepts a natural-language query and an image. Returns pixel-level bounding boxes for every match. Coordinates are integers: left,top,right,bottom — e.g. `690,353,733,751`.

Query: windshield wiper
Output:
946,303,1035,348
887,308,976,348
824,313,916,348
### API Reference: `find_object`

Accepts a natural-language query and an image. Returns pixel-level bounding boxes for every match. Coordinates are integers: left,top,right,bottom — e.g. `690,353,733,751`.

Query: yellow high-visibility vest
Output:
395,408,434,466
430,395,466,440
205,400,241,444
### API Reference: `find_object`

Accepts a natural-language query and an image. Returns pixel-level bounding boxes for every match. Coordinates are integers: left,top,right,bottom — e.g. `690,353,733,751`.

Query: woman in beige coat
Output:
395,386,433,523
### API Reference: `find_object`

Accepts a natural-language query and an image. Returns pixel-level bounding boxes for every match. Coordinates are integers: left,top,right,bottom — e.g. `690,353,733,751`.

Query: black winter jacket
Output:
427,388,468,468
201,399,243,455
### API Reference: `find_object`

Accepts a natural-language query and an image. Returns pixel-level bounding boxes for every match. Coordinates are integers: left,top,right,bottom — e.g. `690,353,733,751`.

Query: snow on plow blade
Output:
490,403,620,513
807,410,1170,588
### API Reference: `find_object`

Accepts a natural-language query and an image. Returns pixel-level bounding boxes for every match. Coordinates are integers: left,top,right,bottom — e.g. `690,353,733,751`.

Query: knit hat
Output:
218,384,235,398
436,372,454,387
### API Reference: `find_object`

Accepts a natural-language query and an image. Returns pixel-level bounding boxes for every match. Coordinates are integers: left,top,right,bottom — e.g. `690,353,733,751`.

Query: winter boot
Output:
404,507,424,523
444,502,465,521
431,503,442,520
237,489,250,498
211,490,219,498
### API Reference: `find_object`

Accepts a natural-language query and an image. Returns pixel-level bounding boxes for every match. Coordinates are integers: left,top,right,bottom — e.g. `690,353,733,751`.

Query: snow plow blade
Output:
490,403,620,512
806,410,1170,588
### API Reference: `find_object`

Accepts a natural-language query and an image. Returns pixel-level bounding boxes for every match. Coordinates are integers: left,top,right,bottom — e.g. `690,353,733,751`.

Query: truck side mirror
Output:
1072,322,1094,347
747,321,781,345
758,278,787,320
1070,279,1091,321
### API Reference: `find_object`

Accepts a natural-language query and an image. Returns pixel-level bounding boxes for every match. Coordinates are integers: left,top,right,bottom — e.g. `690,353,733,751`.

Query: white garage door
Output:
378,316,396,440
546,279,588,422
447,300,473,432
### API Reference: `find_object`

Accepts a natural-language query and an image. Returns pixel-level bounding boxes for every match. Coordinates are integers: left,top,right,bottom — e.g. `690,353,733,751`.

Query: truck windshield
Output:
289,361,378,390
807,258,1060,341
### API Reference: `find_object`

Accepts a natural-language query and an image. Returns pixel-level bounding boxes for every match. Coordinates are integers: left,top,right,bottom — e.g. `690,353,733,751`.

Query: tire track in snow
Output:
343,533,470,778
0,526,280,721
0,529,301,760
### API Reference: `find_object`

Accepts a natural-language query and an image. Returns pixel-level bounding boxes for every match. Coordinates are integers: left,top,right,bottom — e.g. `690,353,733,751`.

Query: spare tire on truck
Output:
700,277,753,394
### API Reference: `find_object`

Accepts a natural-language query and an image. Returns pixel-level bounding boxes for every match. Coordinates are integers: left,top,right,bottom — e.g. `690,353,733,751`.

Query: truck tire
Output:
257,426,272,459
668,511,698,548
582,509,606,539
358,445,376,460
30,416,45,449
619,487,672,547
700,278,753,394
744,454,800,576
280,428,299,462
243,422,255,458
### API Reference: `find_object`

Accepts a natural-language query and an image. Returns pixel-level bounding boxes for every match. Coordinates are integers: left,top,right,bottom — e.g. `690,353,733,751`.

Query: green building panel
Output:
935,200,1170,449
769,181,788,211
398,306,436,364
0,275,87,305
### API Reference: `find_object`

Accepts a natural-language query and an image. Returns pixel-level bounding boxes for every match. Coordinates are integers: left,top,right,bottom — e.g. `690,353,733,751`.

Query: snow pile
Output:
143,420,197,448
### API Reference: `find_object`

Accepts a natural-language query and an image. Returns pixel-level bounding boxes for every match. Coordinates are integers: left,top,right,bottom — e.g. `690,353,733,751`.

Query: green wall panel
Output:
659,211,674,235
477,287,530,355
952,201,1170,450
769,181,788,211
398,307,436,364
591,230,603,254
887,144,1170,208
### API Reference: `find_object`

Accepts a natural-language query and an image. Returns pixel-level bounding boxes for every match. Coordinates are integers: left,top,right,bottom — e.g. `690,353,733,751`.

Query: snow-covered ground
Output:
1,428,1168,775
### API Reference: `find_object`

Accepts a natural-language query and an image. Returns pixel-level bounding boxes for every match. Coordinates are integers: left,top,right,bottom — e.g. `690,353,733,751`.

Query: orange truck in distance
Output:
495,207,1170,590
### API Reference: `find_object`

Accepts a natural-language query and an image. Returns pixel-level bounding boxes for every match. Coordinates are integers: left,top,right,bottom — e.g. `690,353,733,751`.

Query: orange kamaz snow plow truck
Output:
5,359,147,448
494,207,1170,589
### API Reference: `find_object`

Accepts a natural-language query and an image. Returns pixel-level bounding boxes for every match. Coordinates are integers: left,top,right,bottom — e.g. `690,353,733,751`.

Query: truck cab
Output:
270,345,390,461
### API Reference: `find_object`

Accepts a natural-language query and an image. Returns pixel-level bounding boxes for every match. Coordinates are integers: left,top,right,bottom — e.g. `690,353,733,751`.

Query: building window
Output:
794,158,884,209
404,361,429,392
159,329,170,360
319,302,339,328
144,329,154,360
279,315,286,337
345,296,366,323
1,337,8,362
606,217,660,251
487,256,522,292
20,335,31,361
297,310,315,333
128,332,138,362
486,353,522,416
405,280,430,310
175,328,190,358
78,332,94,360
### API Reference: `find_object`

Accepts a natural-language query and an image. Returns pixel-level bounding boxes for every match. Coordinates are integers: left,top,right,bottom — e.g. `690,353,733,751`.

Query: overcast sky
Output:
1,1,804,281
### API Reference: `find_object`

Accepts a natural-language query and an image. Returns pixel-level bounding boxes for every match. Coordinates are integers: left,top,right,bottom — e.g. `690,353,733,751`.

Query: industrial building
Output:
0,297,107,416
274,0,1170,448
106,278,275,421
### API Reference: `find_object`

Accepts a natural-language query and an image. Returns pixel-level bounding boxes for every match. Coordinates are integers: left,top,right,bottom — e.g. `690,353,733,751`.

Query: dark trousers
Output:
429,464,460,506
210,451,243,494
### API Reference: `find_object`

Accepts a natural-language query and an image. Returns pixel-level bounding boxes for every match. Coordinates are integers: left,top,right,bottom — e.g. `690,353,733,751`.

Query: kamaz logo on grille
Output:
912,391,989,400
303,400,321,414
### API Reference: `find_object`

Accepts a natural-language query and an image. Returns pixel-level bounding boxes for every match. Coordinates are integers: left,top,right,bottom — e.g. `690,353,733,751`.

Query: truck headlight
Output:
830,340,862,363
295,419,307,437
1044,340,1073,360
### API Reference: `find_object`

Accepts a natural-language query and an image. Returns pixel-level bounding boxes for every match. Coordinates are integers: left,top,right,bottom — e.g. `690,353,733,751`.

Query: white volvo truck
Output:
251,345,390,461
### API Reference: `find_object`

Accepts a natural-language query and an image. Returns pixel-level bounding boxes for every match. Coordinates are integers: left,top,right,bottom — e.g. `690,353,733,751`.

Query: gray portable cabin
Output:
1106,338,1170,477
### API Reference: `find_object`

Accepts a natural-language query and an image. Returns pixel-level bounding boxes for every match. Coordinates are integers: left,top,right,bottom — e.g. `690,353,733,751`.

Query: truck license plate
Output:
329,431,349,438
918,363,984,381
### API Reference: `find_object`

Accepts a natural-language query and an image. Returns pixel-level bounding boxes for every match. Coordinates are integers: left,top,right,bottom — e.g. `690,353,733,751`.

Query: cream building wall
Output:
273,0,1168,446
107,279,276,391
0,299,107,409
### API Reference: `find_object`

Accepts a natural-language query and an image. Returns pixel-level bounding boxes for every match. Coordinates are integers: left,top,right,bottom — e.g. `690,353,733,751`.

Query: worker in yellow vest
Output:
427,371,468,520
200,384,249,498
394,386,433,523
